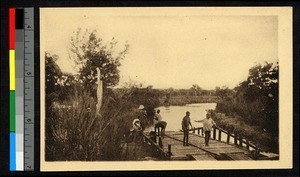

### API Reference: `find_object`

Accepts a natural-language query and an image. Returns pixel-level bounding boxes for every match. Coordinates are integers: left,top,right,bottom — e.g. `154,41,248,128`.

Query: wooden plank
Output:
162,131,253,161
222,152,253,160
167,146,204,152
203,147,246,155
171,156,191,160
188,154,217,161
161,136,209,159
171,149,205,154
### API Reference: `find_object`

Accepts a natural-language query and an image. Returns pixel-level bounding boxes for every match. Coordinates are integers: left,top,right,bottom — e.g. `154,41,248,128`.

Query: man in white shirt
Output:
195,113,216,146
154,109,167,137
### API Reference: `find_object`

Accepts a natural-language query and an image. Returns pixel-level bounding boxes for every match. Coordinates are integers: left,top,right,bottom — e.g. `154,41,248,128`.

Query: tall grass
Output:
46,91,102,160
46,87,158,161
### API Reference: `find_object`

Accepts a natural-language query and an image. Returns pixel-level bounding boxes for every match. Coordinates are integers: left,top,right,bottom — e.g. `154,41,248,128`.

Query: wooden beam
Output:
246,139,250,150
234,133,238,145
213,128,216,140
227,132,230,144
167,144,172,157
239,135,243,147
159,136,163,148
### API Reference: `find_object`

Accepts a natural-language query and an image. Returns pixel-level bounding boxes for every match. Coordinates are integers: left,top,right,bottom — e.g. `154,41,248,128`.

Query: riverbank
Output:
211,111,278,153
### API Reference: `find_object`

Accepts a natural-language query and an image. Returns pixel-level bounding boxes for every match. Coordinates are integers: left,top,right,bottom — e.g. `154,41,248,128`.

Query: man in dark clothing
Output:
182,111,193,146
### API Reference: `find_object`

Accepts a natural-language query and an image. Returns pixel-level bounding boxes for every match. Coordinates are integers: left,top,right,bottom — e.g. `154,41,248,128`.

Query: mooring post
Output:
159,136,163,148
213,127,216,140
167,144,172,158
218,129,222,141
160,127,162,136
234,133,238,145
256,147,260,156
254,142,259,154
239,135,243,147
246,139,250,150
226,131,230,144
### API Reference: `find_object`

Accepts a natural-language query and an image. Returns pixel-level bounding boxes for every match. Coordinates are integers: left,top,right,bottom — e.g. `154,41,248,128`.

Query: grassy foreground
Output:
45,87,159,161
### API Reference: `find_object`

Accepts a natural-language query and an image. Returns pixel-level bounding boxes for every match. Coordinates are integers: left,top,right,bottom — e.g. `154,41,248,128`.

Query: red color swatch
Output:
9,8,15,50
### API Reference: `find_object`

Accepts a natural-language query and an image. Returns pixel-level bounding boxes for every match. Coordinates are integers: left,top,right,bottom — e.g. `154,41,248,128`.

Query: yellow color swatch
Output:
9,50,15,90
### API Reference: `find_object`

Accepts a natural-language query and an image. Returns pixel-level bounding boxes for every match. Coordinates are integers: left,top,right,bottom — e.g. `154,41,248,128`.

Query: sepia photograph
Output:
40,7,292,171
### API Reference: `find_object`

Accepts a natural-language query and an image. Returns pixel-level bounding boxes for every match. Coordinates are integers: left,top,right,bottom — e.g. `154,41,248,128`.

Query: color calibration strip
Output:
9,7,34,171
9,7,16,171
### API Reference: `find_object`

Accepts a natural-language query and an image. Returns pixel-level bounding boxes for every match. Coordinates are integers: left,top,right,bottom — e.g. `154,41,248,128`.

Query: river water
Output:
147,103,217,132
143,102,262,153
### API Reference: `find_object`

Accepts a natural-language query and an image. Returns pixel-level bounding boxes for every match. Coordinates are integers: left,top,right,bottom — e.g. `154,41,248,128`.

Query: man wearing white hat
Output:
136,105,148,128
138,105,147,117
126,105,146,143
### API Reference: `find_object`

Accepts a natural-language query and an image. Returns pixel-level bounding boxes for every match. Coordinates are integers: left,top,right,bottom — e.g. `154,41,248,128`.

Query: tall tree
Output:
215,86,232,100
45,53,63,105
215,61,279,152
236,62,279,134
45,52,83,102
69,28,129,90
190,84,203,96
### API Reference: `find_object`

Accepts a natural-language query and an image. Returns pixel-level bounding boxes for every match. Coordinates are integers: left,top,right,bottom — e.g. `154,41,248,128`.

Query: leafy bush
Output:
211,112,277,153
214,62,279,153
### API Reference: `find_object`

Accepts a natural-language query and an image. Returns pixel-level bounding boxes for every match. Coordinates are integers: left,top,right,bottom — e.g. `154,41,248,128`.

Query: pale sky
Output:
41,8,278,89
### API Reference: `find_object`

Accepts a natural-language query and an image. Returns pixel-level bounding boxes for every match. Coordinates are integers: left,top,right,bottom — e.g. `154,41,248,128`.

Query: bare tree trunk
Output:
96,67,103,115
